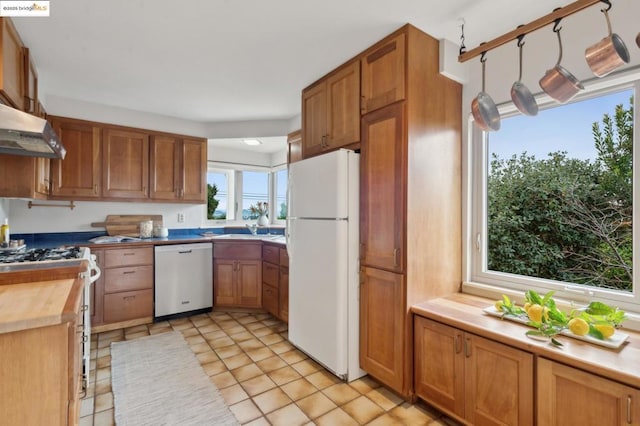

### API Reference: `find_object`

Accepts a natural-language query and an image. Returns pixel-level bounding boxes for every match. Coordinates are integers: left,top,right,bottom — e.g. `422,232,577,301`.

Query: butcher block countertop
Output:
0,278,83,334
412,293,640,389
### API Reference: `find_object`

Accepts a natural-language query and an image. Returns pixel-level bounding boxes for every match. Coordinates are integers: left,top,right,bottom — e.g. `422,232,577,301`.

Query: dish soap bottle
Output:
0,219,9,244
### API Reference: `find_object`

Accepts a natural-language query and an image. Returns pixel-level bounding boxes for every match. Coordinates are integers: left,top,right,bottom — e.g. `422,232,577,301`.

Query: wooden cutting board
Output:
90,215,163,237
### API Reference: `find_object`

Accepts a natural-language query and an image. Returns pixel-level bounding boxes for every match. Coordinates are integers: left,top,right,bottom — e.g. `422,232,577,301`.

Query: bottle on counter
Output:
0,219,9,244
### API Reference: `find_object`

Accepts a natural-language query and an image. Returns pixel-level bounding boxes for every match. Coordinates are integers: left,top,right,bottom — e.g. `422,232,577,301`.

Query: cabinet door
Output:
22,47,37,113
414,316,465,418
359,266,405,393
149,135,179,200
0,18,23,108
237,260,262,308
50,118,102,198
279,266,289,322
287,129,302,164
102,128,149,199
466,334,533,426
301,81,327,158
361,33,405,114
262,284,279,317
214,259,237,306
360,102,406,272
0,155,44,198
103,289,153,323
326,60,360,149
538,358,640,426
181,138,207,202
35,157,50,197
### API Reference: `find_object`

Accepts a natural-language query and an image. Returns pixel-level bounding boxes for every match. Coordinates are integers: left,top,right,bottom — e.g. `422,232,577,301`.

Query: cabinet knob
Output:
464,337,472,358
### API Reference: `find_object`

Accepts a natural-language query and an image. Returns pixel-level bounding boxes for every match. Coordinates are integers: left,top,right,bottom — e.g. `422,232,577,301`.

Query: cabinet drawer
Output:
262,261,279,286
262,283,279,317
104,247,153,268
279,248,288,267
104,265,153,293
262,244,279,264
214,243,261,260
103,289,153,323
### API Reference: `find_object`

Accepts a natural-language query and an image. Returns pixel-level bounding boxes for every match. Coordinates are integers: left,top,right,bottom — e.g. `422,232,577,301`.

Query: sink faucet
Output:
246,223,258,235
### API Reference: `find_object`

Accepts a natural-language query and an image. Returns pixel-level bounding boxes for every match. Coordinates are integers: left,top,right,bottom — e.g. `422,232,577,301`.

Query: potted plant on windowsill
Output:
250,202,269,226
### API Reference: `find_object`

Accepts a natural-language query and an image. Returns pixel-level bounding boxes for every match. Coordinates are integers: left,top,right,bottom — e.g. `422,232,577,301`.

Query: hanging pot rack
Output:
458,0,607,63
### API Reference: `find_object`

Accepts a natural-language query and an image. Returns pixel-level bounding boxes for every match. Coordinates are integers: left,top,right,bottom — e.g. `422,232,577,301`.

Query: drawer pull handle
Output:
454,335,462,354
464,337,472,358
627,395,632,424
123,271,136,275
123,253,135,256
123,296,136,301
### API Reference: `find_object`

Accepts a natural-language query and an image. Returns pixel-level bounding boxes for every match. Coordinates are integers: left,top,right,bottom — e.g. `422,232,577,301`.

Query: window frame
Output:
466,70,640,316
271,165,288,225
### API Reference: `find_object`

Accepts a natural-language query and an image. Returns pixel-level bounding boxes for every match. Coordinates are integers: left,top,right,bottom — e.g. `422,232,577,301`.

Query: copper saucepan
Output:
540,24,584,104
471,53,500,132
511,36,538,116
585,8,630,77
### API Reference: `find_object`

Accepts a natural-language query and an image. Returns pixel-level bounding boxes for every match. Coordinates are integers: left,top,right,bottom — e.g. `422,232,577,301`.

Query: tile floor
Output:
80,311,460,426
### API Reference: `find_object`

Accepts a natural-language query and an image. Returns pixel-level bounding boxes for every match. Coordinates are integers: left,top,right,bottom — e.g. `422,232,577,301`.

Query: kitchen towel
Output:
111,331,238,426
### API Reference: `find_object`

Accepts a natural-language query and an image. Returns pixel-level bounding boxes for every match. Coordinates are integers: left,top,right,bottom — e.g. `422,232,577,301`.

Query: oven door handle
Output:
89,255,101,284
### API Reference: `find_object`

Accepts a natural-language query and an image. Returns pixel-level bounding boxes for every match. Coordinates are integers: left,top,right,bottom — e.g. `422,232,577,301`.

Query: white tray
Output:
482,306,629,349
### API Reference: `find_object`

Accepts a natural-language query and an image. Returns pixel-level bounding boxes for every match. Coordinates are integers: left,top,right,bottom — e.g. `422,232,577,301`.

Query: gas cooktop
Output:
0,247,81,263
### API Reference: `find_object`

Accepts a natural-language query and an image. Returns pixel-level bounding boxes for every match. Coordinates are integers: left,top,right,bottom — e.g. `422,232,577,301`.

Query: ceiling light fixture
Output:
243,138,262,146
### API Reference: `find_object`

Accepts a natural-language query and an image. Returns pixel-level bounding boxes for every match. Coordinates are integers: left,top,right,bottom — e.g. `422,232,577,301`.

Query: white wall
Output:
0,199,9,226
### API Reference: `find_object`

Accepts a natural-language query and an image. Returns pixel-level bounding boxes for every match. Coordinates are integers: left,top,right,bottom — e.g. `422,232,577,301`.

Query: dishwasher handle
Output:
178,250,193,254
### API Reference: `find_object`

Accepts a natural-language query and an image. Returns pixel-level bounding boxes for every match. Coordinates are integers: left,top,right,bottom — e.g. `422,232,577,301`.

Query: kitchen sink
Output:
212,234,281,240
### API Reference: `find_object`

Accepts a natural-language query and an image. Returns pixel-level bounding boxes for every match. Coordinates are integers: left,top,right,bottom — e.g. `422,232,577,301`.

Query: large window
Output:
470,77,638,312
242,171,269,220
207,172,229,220
275,168,288,220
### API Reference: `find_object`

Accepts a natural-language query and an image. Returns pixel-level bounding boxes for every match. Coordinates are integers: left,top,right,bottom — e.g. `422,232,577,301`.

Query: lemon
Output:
568,318,589,336
495,300,504,311
523,302,532,313
594,324,615,339
527,304,544,323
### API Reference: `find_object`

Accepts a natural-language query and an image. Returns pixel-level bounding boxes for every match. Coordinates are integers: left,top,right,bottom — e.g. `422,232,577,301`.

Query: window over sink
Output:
468,72,639,314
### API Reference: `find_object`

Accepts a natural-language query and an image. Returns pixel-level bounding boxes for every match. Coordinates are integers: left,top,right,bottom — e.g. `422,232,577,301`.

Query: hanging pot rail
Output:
458,0,603,63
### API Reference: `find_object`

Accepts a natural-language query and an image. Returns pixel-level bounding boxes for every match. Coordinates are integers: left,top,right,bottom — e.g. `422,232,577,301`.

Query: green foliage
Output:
488,97,633,292
278,202,287,220
207,184,219,220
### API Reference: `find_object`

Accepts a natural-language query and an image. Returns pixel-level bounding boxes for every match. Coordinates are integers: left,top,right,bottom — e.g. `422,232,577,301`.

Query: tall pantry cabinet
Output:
358,25,462,398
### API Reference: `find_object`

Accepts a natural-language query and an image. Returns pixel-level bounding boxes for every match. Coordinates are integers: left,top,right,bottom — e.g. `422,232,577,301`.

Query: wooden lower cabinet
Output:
414,316,534,426
359,266,405,394
538,358,640,426
214,242,262,308
261,243,289,321
279,248,289,322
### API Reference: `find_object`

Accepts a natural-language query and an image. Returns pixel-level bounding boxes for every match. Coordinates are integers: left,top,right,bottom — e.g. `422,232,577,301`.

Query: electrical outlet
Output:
177,213,185,223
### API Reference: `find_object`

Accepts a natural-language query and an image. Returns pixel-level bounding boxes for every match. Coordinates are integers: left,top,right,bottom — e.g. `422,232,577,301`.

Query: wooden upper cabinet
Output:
0,18,24,109
287,130,302,164
22,47,37,114
538,358,640,426
50,117,102,198
361,33,405,115
360,102,406,273
0,154,49,199
102,128,149,199
302,60,360,158
149,136,206,202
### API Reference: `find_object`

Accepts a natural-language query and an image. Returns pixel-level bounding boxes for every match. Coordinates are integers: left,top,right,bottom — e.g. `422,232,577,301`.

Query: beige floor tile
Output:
149,326,172,335
280,349,308,365
349,375,380,394
209,336,236,349
209,311,233,321
388,402,441,425
366,386,404,411
125,330,150,340
260,332,285,345
168,317,190,326
190,341,213,354
322,383,360,405
123,324,147,334
229,399,262,424
93,408,114,426
215,344,244,359
236,315,260,325
367,413,405,425
246,321,267,331
296,391,337,420
203,329,229,341
220,383,250,405
252,326,274,337
238,338,266,351
342,395,384,424
190,315,214,327
427,419,451,426
96,355,111,369
99,329,124,340
217,319,241,330
247,347,275,362
97,347,111,358
269,340,295,354
229,330,254,342
291,358,321,376
181,327,201,338
197,323,222,334
223,353,253,370
252,387,293,414
202,360,227,376
95,379,112,396
148,320,170,329
280,378,317,401
305,370,341,390
210,371,237,389
80,397,94,417
78,415,93,426
196,350,219,364
268,365,302,386
266,403,310,426
98,336,122,349
96,367,111,382
256,355,287,373
314,407,359,426
225,325,248,335
232,363,264,382
94,392,114,413
241,374,277,396
244,417,271,426
262,318,280,326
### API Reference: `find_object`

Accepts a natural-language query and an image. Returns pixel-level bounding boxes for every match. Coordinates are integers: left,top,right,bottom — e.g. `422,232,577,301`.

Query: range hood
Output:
0,103,65,159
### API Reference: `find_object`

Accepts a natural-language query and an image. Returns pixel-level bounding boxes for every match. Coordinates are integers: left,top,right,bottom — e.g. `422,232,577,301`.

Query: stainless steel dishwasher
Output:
154,243,213,318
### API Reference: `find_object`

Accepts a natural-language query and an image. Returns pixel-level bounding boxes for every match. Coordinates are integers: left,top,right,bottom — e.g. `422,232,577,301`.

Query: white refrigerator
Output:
287,149,366,382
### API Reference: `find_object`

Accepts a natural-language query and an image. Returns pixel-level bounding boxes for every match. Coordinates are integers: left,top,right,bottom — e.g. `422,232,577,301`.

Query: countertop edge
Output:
411,292,640,389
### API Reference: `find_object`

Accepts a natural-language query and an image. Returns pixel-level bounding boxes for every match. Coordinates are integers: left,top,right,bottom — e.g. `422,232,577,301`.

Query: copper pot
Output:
585,9,629,77
540,27,584,104
471,54,500,132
